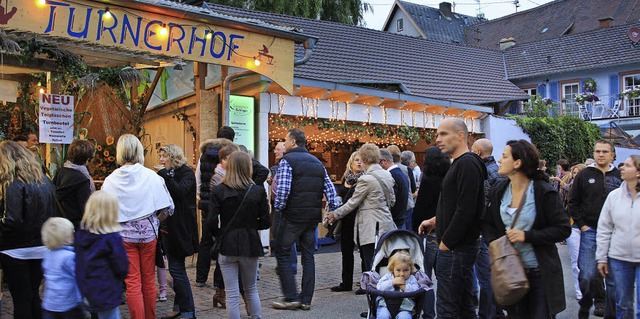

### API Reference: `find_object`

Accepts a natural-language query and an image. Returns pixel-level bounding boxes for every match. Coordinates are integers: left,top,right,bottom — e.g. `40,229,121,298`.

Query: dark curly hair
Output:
423,146,450,178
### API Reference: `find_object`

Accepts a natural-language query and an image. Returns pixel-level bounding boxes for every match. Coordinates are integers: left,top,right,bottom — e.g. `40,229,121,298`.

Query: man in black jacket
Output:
380,149,409,228
271,129,340,311
570,140,621,319
419,119,486,319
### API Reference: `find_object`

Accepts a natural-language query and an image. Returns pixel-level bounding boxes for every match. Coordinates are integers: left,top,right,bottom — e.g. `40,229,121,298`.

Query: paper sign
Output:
229,95,255,152
39,94,74,144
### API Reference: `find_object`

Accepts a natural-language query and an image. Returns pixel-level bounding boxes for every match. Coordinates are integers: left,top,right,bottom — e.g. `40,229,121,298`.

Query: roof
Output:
503,23,640,80
384,0,485,44
464,0,640,50
94,0,315,43
203,3,529,105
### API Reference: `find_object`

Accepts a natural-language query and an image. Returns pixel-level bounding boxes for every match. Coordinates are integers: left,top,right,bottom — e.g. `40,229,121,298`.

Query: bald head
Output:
472,138,493,158
436,118,470,158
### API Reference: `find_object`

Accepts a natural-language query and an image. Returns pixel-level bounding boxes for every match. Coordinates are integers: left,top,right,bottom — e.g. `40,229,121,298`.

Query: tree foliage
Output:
515,115,601,168
209,0,372,26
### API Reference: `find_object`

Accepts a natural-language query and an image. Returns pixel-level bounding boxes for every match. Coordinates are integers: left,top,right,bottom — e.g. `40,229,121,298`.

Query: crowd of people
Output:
0,119,638,319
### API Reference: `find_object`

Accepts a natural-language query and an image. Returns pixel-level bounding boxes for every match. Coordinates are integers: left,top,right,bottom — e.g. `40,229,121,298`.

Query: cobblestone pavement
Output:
0,243,592,318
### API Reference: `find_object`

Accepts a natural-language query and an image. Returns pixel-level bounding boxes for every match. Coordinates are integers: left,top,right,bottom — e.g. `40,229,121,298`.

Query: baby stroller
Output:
360,226,433,319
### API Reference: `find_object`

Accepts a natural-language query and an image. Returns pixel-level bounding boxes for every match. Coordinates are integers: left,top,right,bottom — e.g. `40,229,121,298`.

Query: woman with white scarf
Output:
53,139,96,229
101,134,174,319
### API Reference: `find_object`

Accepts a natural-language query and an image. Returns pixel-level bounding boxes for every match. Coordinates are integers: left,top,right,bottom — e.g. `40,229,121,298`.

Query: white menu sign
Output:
39,94,74,144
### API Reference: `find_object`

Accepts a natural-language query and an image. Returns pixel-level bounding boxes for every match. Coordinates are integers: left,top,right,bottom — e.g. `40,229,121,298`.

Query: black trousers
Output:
0,254,43,319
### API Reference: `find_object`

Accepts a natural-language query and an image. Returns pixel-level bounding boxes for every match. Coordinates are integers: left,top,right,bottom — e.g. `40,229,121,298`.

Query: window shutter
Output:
609,74,620,97
537,84,546,98
580,78,585,92
549,81,559,102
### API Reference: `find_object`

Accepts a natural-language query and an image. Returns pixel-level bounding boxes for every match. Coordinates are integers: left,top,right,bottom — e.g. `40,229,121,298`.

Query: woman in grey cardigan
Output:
327,143,396,271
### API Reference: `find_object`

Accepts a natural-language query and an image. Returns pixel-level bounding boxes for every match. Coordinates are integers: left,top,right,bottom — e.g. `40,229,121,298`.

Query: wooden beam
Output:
497,101,516,115
140,67,164,115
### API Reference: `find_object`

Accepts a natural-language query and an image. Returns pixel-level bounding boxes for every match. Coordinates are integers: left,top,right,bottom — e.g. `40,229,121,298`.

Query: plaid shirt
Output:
274,158,340,212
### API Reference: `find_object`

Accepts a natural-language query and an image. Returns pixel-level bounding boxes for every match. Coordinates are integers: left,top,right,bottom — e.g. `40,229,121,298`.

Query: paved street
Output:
0,242,593,318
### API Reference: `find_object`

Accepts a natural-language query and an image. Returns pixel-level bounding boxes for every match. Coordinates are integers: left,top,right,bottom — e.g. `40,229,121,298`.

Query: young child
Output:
41,217,84,318
75,190,129,319
376,250,419,319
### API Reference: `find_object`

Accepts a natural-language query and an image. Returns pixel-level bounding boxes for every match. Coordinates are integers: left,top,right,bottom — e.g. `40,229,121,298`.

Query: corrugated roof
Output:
503,23,640,80
397,0,485,44
464,0,640,50
203,3,529,105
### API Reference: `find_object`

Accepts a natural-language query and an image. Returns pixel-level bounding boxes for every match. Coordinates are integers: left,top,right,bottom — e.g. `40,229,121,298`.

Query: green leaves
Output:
515,115,601,167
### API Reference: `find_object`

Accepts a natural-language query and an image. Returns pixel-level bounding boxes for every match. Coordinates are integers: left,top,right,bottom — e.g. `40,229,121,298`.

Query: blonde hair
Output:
223,151,254,189
387,250,416,273
387,145,402,163
359,144,381,165
342,151,361,179
159,144,187,168
0,141,44,193
42,217,74,250
116,134,144,165
81,191,122,234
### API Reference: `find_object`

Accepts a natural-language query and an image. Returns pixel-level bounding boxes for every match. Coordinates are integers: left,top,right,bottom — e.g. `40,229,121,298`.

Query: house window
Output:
516,87,538,114
397,18,404,32
623,74,640,116
562,82,580,116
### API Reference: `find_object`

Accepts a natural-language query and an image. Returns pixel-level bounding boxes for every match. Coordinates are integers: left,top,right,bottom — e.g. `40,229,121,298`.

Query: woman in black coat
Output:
482,140,570,319
156,144,198,319
330,151,364,293
205,151,270,319
0,141,57,319
52,139,96,228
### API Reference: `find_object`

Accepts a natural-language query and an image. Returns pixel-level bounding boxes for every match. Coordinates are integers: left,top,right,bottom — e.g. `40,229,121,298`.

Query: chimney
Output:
439,2,452,18
599,17,613,28
499,37,516,51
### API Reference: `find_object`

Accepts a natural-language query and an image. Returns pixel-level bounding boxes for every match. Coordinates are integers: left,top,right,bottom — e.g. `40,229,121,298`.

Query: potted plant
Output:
621,85,640,100
575,92,599,104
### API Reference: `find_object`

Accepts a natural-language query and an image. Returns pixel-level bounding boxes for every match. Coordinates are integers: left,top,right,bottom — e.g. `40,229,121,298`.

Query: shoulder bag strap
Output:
509,182,529,230
371,173,393,209
217,184,254,240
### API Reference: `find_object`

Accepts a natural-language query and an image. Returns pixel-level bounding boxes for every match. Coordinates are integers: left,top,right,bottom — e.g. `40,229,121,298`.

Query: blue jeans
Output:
475,237,502,319
579,228,615,317
608,258,640,319
273,210,298,271
421,234,437,319
377,306,412,319
435,244,478,319
219,254,262,319
97,308,120,319
276,218,317,304
167,253,196,318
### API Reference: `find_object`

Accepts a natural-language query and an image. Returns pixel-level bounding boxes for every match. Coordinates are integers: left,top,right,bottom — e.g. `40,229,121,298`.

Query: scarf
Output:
101,163,174,223
214,164,227,177
345,172,364,186
64,160,96,193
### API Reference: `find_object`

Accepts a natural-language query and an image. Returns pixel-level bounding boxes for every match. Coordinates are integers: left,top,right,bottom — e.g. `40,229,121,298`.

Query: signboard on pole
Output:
229,95,255,152
39,94,74,144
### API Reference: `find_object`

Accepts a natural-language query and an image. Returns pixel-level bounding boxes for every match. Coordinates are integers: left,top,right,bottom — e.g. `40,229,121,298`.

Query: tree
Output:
209,0,372,26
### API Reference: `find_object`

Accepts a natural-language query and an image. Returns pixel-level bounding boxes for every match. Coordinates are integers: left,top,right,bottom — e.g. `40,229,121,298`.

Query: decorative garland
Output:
270,114,435,145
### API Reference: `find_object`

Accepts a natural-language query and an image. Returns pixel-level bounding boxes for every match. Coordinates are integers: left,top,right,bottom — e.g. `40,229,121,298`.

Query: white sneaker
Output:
576,291,582,300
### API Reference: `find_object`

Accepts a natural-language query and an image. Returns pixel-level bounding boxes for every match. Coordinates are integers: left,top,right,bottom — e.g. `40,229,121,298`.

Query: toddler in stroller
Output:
376,251,418,319
361,229,433,319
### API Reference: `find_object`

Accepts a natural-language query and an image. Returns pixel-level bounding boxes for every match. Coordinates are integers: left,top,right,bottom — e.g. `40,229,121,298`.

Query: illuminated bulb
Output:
37,0,46,7
158,24,169,37
39,87,45,94
254,57,261,66
206,32,212,40
103,8,112,20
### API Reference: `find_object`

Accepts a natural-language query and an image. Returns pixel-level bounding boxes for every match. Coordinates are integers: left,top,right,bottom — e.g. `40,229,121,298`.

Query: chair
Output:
608,100,622,119
578,104,592,121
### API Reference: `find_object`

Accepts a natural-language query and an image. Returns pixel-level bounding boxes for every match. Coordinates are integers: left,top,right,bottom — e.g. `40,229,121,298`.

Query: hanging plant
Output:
583,78,597,93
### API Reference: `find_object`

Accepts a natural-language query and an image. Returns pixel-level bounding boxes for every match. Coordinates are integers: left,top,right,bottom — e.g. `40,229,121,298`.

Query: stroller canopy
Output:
371,229,424,272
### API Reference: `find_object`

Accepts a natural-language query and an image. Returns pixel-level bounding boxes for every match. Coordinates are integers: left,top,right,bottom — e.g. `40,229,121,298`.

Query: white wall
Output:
384,10,423,37
614,146,640,166
484,115,530,159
